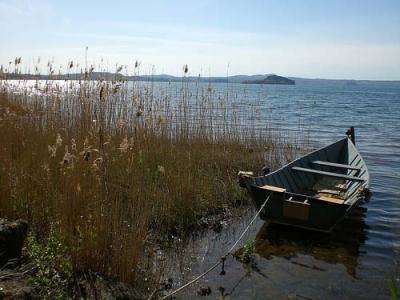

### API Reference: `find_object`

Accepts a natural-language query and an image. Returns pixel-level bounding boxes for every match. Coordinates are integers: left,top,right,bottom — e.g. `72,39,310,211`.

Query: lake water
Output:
2,78,400,299
156,80,400,299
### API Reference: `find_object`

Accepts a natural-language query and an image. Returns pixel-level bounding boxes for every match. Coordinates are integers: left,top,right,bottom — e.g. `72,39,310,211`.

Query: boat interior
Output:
254,138,368,206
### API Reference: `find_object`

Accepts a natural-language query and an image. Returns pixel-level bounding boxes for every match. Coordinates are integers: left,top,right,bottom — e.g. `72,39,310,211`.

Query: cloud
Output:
0,0,52,24
49,23,400,79
226,43,400,80
3,35,399,79
1,9,399,79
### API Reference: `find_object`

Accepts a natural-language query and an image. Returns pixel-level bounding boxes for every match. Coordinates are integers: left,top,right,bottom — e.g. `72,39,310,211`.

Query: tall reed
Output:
0,62,298,286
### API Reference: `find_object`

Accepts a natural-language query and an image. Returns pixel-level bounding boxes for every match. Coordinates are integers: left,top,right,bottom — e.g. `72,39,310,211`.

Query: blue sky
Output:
0,0,399,79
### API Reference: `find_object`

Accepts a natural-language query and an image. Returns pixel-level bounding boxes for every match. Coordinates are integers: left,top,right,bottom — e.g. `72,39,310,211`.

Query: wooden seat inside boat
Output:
292,166,364,182
312,160,361,171
316,195,345,205
259,185,286,193
260,183,346,205
301,178,346,205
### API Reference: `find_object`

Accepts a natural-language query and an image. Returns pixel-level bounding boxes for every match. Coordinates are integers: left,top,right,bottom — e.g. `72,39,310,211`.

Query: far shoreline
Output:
1,72,400,84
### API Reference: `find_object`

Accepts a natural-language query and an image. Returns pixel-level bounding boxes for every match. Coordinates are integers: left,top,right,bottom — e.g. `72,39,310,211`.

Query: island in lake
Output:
243,74,295,85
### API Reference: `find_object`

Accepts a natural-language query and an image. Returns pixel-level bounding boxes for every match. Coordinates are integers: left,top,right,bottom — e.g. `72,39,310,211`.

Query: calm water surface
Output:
3,79,400,299
158,80,400,299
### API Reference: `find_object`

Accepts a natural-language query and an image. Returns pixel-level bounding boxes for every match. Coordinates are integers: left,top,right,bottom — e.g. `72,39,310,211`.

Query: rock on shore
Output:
0,219,28,267
0,219,31,299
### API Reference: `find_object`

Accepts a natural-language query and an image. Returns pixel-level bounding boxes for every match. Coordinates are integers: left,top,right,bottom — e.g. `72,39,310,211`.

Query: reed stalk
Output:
0,62,298,287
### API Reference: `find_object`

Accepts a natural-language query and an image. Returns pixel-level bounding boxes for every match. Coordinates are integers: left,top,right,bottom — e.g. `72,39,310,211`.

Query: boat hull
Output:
249,184,351,232
240,135,369,233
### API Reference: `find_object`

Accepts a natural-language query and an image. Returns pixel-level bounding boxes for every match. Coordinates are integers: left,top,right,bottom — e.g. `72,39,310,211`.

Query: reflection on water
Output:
161,206,377,300
161,201,396,299
254,206,369,278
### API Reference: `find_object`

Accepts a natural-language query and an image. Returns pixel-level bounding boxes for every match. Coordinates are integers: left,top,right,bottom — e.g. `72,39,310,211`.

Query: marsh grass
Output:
0,63,298,288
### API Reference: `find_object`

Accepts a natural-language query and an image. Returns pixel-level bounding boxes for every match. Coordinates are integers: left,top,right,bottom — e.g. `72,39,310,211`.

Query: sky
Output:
0,0,399,80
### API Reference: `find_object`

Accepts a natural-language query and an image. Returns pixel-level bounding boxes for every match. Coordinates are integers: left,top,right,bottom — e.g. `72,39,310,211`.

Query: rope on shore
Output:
158,195,270,300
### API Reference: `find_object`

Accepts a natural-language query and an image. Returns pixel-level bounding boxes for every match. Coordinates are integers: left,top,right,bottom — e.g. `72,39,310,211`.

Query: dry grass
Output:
0,66,298,287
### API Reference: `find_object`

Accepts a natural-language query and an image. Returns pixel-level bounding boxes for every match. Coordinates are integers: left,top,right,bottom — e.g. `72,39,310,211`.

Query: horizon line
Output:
2,71,400,82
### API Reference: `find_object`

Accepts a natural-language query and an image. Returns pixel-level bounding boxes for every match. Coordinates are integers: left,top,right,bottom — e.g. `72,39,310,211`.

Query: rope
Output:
226,195,270,254
159,195,270,300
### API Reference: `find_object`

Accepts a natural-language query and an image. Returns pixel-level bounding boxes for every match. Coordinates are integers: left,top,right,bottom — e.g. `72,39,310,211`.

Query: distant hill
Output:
133,74,271,83
2,72,297,85
1,72,273,83
2,72,399,86
243,74,295,85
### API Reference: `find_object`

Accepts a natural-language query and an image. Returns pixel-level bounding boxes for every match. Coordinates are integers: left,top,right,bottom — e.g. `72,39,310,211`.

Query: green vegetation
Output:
239,240,256,263
27,229,73,299
390,278,399,300
0,60,297,290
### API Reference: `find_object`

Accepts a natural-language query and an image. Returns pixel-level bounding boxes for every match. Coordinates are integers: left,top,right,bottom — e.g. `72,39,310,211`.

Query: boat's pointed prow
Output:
346,126,356,145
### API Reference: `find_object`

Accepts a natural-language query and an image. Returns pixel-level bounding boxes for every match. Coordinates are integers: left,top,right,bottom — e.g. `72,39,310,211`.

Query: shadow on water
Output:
254,206,369,278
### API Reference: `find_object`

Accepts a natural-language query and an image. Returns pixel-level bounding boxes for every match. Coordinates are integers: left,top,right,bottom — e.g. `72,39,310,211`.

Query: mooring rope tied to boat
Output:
158,195,270,300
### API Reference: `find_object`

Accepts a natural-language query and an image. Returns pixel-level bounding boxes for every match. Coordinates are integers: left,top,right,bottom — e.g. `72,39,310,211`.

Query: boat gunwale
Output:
253,137,349,184
249,136,370,206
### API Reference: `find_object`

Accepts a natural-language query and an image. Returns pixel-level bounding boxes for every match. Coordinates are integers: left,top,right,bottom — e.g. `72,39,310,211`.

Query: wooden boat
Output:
239,128,370,232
